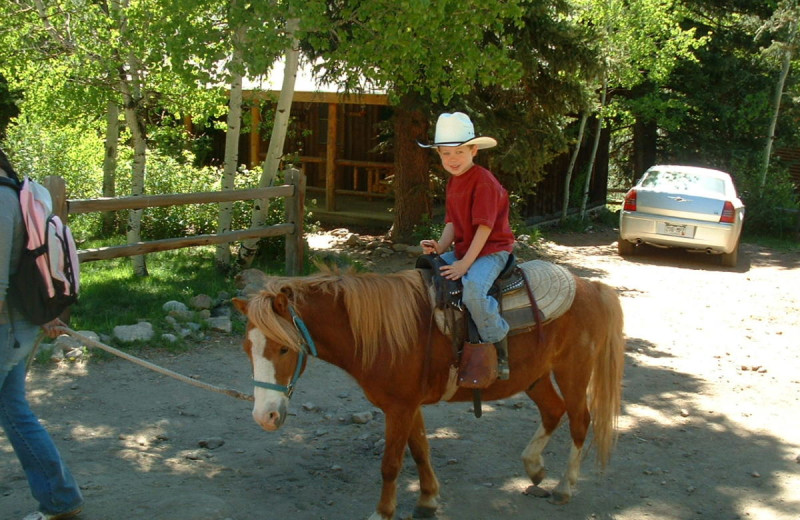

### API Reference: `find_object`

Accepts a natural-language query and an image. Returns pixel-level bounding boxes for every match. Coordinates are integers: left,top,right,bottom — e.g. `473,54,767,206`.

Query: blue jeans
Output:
1,318,83,516
440,251,510,343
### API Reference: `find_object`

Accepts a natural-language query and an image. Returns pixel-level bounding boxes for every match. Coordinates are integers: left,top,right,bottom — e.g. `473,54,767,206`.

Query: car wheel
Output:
720,245,738,267
618,238,636,257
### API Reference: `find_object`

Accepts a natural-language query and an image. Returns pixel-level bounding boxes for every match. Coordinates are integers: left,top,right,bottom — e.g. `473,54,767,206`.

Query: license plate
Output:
660,222,695,238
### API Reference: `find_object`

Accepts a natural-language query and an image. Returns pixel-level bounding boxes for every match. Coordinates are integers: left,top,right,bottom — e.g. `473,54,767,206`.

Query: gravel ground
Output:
2,228,799,520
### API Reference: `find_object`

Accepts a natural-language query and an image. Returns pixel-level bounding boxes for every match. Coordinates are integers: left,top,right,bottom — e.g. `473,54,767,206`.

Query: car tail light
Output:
623,189,637,211
720,201,736,223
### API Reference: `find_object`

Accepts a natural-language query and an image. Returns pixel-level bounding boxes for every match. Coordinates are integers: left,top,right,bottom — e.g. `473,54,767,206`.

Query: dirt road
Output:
3,229,799,520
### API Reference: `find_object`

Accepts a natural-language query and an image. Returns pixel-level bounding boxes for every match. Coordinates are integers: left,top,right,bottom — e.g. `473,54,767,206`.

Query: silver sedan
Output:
618,165,745,267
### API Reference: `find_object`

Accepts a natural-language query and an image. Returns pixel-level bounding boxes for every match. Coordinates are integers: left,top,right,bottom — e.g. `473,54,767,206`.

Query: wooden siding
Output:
206,92,610,226
776,148,800,189
240,90,394,212
516,126,610,222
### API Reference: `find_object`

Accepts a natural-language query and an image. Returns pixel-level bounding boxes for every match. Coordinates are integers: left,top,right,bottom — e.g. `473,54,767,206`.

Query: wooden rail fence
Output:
42,168,306,275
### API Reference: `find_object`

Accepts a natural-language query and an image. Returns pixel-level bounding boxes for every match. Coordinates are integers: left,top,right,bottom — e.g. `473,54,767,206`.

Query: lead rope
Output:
49,327,254,402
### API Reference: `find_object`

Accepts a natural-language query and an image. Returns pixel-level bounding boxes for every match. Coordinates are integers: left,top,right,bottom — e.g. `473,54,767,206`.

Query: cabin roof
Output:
243,58,389,106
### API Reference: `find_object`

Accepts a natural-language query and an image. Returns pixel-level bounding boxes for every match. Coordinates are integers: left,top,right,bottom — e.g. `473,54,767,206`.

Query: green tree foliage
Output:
603,1,799,236
1,0,797,245
3,117,104,205
471,1,600,193
577,0,710,184
299,0,526,240
303,0,525,103
659,22,774,172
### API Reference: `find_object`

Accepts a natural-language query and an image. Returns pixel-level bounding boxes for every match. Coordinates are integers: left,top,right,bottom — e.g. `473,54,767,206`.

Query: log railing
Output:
42,168,306,275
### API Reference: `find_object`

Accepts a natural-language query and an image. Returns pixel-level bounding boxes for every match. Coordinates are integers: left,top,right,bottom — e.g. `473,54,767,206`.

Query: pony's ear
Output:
272,290,292,318
231,297,249,315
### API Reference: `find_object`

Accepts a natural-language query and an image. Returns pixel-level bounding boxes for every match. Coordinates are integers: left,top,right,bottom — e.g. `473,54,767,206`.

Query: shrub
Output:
739,169,799,238
3,118,105,238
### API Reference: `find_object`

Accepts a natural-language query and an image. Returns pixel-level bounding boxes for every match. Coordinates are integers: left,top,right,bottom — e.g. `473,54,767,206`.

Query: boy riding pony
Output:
419,112,515,379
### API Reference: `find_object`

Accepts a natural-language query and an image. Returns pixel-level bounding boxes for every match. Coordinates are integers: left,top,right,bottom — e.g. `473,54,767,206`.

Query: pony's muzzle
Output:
252,399,288,431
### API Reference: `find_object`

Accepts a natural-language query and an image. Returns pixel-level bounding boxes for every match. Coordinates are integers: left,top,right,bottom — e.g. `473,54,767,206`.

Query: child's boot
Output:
494,337,509,380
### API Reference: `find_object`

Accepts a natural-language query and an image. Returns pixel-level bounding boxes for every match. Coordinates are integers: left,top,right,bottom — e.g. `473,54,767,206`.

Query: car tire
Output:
618,238,636,257
720,244,739,267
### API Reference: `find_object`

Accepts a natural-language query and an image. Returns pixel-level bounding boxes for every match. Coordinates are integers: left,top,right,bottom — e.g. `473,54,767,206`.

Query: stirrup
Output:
497,359,510,380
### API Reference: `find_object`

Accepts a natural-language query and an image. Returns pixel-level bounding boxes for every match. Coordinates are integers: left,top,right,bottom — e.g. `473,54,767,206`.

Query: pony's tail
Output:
589,281,625,469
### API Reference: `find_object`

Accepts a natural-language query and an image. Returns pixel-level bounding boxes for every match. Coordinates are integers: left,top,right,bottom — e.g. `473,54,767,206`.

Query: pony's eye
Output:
279,346,290,355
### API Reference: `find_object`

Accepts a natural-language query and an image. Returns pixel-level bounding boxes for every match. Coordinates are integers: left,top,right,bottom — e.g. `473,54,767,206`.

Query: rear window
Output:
640,170,726,195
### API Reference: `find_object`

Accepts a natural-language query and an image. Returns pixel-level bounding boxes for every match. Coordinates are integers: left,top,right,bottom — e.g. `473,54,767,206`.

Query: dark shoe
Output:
494,337,510,380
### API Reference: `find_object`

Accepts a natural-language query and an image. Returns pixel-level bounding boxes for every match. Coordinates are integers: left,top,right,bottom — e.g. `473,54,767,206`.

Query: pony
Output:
232,264,625,520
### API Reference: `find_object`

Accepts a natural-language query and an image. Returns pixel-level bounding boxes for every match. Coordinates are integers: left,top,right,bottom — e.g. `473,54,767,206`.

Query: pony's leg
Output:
407,408,439,518
523,375,565,488
549,368,592,505
551,443,584,505
368,407,418,520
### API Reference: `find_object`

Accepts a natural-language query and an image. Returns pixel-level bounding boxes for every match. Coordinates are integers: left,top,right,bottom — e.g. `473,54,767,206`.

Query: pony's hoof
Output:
412,504,438,518
523,485,551,498
548,490,571,505
528,467,547,485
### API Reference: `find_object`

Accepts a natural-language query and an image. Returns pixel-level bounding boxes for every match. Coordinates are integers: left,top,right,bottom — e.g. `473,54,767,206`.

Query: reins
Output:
49,327,255,402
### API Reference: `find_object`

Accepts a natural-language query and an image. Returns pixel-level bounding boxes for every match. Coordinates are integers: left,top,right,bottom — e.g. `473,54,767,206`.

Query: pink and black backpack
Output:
0,175,80,325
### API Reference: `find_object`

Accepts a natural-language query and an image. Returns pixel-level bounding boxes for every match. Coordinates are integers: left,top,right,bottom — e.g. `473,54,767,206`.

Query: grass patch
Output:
70,237,350,350
73,248,234,344
71,246,276,349
533,206,620,235
742,233,800,253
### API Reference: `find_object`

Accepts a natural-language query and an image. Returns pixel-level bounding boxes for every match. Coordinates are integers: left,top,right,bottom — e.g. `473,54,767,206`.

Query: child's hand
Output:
41,318,67,339
420,240,438,254
440,260,468,280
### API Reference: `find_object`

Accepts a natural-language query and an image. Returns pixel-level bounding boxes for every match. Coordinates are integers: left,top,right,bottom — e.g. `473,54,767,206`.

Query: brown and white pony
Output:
233,265,624,520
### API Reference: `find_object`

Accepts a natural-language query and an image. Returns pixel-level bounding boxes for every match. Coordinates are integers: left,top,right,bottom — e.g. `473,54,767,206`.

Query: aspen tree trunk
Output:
102,100,119,235
580,73,607,219
561,111,588,222
760,20,795,193
216,20,246,271
116,0,148,276
120,92,148,277
238,18,299,267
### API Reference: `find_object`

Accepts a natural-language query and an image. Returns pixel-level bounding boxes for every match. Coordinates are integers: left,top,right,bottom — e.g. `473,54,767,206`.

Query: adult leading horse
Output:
233,264,624,520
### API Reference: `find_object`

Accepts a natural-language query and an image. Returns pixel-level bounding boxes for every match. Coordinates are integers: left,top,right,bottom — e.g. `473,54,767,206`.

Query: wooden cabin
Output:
205,64,610,229
776,148,800,190
220,64,397,227
243,90,394,216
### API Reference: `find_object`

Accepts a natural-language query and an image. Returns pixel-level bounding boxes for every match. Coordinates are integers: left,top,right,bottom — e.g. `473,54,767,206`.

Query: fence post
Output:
42,175,68,222
284,167,305,275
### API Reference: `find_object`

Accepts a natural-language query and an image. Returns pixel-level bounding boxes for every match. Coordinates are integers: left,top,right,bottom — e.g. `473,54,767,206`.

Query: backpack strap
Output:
2,175,23,323
0,175,20,192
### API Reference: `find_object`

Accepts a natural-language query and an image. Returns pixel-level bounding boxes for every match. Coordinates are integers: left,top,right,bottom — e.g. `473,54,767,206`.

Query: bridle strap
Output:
289,306,318,356
252,305,318,398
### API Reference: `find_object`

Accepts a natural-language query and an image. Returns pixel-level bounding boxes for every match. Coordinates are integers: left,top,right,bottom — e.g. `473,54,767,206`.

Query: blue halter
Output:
252,306,318,398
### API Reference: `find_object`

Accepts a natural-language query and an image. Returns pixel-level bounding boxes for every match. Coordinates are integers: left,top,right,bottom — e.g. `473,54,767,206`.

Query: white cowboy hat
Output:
418,112,497,149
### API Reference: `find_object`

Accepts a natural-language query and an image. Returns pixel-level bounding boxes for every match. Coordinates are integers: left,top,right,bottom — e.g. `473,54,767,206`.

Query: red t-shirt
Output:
445,164,515,259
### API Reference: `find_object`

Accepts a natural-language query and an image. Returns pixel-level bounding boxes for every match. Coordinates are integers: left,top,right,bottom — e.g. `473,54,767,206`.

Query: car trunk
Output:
636,189,725,223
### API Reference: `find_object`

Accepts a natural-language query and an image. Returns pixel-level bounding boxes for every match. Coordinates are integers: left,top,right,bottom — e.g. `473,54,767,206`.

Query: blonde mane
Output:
247,268,428,367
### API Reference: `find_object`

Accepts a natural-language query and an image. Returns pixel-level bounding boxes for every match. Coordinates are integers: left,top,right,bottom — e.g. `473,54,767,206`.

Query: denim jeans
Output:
440,250,510,343
0,318,83,516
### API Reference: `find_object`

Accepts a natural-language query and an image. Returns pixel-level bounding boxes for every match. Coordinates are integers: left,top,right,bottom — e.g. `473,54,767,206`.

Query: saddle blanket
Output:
427,259,577,337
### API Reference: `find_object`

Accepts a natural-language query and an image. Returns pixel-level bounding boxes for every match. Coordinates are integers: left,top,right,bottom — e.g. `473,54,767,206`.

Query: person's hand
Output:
41,318,67,339
420,239,438,255
440,259,469,280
